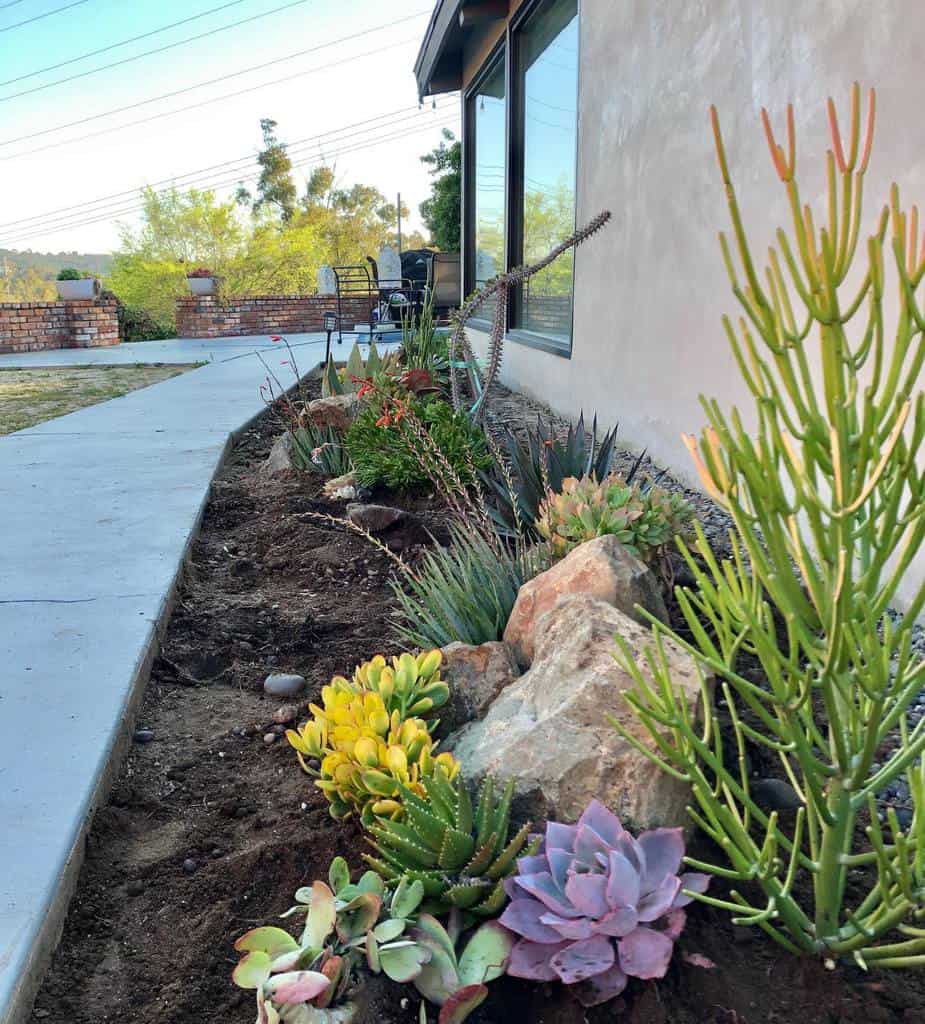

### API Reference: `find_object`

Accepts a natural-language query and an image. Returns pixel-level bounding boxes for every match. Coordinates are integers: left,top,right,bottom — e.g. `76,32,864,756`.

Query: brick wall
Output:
0,299,120,354
175,294,375,339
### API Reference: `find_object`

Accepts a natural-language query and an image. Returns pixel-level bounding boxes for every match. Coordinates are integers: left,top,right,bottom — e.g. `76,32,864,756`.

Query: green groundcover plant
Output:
615,84,925,966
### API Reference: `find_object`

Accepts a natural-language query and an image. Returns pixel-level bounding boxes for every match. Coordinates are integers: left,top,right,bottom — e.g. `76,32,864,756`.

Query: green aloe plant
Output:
615,84,925,966
364,767,537,919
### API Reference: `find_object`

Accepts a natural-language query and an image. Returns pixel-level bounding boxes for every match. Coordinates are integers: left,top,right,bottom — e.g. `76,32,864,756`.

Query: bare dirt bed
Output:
33,390,925,1024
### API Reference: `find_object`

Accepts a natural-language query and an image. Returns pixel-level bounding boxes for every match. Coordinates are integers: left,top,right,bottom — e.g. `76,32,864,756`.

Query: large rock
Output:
449,594,707,831
503,535,668,667
305,393,358,433
257,431,295,480
438,641,521,734
346,503,407,534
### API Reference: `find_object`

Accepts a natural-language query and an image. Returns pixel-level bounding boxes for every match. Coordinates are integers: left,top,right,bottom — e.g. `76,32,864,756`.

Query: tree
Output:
420,129,461,251
239,118,298,223
302,171,405,263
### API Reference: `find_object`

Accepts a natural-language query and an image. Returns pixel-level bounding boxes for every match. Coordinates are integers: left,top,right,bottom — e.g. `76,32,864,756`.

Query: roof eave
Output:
413,0,465,100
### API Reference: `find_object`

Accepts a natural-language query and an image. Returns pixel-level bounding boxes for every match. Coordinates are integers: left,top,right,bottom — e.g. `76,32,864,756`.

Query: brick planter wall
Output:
0,299,120,354
175,294,375,339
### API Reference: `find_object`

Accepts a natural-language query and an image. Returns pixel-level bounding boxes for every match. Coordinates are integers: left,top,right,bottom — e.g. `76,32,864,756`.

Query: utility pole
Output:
396,192,402,254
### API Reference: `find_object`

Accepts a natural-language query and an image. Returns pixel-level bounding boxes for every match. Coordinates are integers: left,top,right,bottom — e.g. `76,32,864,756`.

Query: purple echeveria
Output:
500,800,710,1006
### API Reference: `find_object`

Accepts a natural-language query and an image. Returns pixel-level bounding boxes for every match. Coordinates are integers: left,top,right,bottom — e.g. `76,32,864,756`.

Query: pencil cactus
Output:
363,768,536,919
615,84,925,965
501,801,709,1006
286,687,459,825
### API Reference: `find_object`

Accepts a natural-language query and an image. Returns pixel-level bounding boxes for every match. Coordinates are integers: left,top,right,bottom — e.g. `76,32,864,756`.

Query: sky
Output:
0,0,459,255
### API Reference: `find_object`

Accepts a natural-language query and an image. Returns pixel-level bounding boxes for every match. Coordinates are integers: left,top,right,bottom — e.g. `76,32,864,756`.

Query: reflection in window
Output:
516,0,578,344
469,57,506,323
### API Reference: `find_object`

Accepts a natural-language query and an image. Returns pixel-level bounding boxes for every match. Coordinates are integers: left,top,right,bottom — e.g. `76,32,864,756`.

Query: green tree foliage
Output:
420,129,461,252
245,118,298,222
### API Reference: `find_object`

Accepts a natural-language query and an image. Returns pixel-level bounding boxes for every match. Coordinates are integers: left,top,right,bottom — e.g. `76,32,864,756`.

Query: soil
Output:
33,382,925,1024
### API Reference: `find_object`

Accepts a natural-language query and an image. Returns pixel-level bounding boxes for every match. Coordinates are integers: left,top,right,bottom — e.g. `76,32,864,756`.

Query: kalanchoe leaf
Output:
263,970,331,1004
235,927,301,959
438,984,487,1024
328,857,351,894
391,876,425,920
301,881,337,949
379,941,432,982
232,950,273,990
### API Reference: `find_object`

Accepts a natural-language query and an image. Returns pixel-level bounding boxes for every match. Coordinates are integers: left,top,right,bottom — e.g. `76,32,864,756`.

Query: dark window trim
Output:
462,0,581,354
463,41,507,330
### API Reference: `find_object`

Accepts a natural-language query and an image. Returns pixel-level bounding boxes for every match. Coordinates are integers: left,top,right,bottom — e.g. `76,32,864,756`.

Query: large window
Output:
512,0,579,347
466,54,506,325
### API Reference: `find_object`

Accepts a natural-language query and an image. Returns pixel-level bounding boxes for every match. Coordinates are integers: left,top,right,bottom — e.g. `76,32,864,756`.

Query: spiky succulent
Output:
536,474,693,563
364,768,537,919
482,413,628,532
348,650,449,724
286,687,459,825
501,800,710,1007
321,340,399,396
232,859,430,1023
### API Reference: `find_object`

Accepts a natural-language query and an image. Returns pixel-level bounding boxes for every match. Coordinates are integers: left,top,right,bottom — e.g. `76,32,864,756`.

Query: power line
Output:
0,101,457,231
0,0,87,33
1,33,424,161
0,11,428,148
1,116,458,246
0,0,251,89
1,0,314,102
0,102,459,236
0,0,28,9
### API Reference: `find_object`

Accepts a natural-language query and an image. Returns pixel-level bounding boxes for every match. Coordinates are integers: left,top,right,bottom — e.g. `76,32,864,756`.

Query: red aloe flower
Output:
270,334,283,342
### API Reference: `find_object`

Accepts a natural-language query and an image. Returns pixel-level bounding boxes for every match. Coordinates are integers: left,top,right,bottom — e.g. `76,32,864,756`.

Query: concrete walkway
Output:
0,333,336,1023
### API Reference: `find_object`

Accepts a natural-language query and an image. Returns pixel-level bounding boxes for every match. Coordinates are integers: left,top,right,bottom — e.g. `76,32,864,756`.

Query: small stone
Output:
896,807,913,829
264,672,306,697
263,732,277,745
182,858,198,874
126,879,145,897
272,704,299,725
133,728,155,744
257,431,295,480
211,848,224,859
346,502,407,534
33,1011,51,1020
266,654,279,666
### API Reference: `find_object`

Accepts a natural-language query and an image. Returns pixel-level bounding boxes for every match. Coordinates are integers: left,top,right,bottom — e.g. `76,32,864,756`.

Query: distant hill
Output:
0,249,113,301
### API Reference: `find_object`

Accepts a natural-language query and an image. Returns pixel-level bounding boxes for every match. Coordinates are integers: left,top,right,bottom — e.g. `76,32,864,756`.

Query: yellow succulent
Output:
286,676,458,825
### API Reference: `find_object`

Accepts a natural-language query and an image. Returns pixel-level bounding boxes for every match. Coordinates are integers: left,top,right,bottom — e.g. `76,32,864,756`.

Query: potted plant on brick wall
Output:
56,268,100,300
186,267,217,296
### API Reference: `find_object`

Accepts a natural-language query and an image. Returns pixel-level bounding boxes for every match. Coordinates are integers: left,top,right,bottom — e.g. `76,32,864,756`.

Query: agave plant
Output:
412,912,513,1024
364,767,536,918
501,800,710,1006
321,340,399,397
290,422,354,477
482,413,628,533
536,474,693,563
232,860,430,1023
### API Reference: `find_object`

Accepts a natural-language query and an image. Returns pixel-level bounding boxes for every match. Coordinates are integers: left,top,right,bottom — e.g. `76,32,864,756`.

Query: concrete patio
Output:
0,332,340,1024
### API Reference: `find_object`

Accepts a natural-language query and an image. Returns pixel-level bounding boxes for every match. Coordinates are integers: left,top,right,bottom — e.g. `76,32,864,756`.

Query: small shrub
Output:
56,267,93,281
536,474,693,563
346,397,491,492
502,800,709,1006
116,302,175,342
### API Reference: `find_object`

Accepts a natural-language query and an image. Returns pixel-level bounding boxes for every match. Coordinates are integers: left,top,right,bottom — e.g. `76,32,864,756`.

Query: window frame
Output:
463,41,508,331
461,0,581,357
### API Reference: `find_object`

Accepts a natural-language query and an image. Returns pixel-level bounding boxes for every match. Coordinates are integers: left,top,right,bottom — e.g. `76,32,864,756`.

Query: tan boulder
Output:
438,641,521,734
503,535,668,667
449,594,707,831
305,393,358,433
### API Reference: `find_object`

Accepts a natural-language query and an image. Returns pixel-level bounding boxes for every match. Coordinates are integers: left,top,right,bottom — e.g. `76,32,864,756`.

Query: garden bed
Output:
32,379,925,1024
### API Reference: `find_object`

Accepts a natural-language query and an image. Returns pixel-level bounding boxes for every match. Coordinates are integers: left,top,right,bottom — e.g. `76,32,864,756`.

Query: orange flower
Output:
376,413,392,428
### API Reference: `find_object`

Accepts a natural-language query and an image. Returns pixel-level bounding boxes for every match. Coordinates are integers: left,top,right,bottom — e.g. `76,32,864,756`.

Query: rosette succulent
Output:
501,800,710,1006
536,474,693,563
286,686,459,825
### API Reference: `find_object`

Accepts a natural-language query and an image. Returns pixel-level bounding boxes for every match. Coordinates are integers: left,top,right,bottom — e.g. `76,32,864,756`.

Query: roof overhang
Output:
414,0,509,99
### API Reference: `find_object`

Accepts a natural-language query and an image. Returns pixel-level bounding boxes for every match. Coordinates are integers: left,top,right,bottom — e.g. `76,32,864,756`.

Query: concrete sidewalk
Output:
0,333,332,1023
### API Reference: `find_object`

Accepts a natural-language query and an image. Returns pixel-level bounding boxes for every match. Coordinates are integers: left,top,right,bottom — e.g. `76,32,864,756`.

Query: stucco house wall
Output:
453,0,925,608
